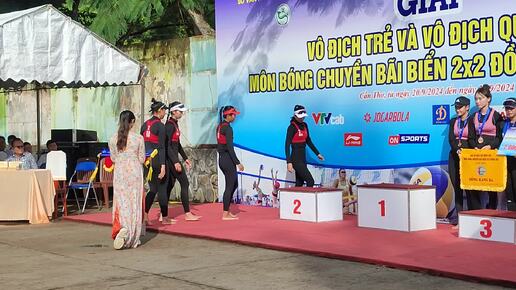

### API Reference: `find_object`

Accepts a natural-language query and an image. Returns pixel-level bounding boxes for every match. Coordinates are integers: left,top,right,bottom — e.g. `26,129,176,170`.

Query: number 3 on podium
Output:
378,200,386,217
480,219,492,238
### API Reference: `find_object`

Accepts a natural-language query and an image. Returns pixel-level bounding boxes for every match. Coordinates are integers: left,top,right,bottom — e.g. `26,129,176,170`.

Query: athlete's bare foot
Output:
452,225,459,230
185,212,201,221
229,212,238,218
144,212,154,226
222,211,238,220
161,216,176,225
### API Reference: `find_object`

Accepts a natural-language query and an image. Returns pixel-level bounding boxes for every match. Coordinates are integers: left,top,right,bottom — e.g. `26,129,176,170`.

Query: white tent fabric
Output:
0,5,142,88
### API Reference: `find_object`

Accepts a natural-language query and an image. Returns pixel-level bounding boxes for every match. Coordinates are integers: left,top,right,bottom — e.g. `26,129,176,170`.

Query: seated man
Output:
0,136,7,161
7,138,38,170
38,139,58,168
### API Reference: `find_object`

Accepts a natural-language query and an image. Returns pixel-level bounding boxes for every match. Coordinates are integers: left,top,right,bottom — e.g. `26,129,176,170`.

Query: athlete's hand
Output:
185,159,192,170
175,162,182,173
237,164,244,171
287,163,294,172
481,145,492,150
158,165,166,179
317,154,325,161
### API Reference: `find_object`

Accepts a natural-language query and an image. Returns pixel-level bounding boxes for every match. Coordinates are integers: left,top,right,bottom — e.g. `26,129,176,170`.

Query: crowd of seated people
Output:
0,135,58,170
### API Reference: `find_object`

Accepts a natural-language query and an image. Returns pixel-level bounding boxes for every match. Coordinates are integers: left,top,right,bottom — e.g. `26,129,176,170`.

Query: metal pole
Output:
140,79,145,127
36,85,41,157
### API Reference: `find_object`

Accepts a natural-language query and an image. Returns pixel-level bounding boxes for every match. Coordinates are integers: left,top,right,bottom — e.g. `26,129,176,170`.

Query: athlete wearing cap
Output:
217,106,244,220
503,97,516,211
448,96,474,225
165,101,201,221
285,105,324,187
141,98,172,225
470,85,504,210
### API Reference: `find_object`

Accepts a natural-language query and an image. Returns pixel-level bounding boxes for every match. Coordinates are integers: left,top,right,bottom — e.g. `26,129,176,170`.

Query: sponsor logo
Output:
433,105,450,125
312,112,344,125
365,111,410,123
389,134,430,145
275,4,290,26
394,0,461,19
477,166,487,176
344,133,363,146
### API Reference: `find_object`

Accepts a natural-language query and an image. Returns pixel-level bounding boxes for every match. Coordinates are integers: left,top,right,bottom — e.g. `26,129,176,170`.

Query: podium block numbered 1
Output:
279,187,343,222
357,184,436,232
459,210,516,244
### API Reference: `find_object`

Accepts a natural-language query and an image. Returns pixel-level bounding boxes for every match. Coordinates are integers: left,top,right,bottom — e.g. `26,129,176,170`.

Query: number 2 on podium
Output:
378,200,386,217
293,199,301,214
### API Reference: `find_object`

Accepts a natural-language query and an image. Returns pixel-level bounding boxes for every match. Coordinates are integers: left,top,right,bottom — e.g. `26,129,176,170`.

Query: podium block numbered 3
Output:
459,210,516,244
279,187,343,222
357,184,436,232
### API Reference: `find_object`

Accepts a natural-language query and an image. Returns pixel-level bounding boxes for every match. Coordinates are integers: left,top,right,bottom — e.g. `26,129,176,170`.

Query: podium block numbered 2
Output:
459,210,516,244
357,184,436,232
279,187,343,222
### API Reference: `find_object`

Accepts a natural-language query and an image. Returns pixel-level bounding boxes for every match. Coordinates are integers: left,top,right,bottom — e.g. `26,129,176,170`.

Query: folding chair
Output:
45,151,67,217
67,160,100,214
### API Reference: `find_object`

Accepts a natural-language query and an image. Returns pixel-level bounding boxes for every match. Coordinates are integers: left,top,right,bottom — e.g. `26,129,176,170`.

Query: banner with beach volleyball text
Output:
215,0,516,217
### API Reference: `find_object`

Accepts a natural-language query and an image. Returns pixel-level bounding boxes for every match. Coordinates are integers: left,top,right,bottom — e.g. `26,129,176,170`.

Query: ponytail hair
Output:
117,110,136,152
476,84,492,101
150,98,166,113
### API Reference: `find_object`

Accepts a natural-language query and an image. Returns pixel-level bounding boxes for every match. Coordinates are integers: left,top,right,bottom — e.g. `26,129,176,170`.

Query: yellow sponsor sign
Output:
460,149,506,191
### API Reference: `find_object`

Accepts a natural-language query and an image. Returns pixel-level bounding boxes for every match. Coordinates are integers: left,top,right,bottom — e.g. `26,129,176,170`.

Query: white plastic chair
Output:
46,151,68,215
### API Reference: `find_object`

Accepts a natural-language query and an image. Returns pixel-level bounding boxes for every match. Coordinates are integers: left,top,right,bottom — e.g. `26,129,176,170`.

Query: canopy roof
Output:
0,5,143,89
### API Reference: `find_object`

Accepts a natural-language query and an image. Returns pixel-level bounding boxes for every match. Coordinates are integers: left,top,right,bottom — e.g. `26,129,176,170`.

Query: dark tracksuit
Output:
470,109,504,210
448,116,474,224
141,116,169,217
503,121,516,211
285,119,320,187
165,118,190,213
217,122,240,211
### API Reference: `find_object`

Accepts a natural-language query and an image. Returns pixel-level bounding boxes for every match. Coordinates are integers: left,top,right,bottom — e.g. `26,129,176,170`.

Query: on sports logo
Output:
389,134,429,145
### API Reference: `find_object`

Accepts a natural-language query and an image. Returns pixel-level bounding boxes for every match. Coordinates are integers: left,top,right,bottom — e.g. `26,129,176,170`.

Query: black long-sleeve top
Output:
471,110,504,149
165,118,188,164
140,116,166,165
217,122,240,165
285,118,320,163
448,116,475,154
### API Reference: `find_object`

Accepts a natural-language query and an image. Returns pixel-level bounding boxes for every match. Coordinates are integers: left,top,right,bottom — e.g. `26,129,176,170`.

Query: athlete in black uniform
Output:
141,98,173,225
165,101,201,221
285,105,324,187
448,96,474,225
502,97,516,211
217,106,244,220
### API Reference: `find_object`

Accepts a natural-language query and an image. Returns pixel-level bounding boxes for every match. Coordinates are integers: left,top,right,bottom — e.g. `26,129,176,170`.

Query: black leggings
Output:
167,162,190,213
144,161,169,217
292,149,314,187
219,152,238,211
506,157,516,211
468,191,497,210
449,152,465,213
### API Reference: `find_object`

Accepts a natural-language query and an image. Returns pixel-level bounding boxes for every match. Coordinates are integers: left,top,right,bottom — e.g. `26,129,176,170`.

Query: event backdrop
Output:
215,0,516,218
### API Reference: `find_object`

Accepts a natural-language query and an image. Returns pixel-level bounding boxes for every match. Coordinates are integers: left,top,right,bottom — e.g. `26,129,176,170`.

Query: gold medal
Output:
478,136,484,144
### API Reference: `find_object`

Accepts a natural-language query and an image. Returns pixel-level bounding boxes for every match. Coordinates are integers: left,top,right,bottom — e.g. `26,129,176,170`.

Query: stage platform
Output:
64,204,516,286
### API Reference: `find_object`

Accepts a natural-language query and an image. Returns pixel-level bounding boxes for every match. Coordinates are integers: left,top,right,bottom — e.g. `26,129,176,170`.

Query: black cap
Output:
503,98,516,108
453,96,470,107
293,105,307,118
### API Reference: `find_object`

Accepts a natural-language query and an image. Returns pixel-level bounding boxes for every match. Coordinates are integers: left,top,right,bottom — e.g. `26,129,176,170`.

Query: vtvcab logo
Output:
389,134,429,145
433,105,450,125
394,0,462,19
312,113,344,125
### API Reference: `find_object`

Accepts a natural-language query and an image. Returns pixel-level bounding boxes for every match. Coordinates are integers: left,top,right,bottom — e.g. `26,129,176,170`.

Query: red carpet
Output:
64,204,516,286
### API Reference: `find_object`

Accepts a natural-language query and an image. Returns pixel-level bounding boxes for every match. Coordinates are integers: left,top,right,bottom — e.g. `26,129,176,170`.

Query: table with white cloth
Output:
0,169,56,224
